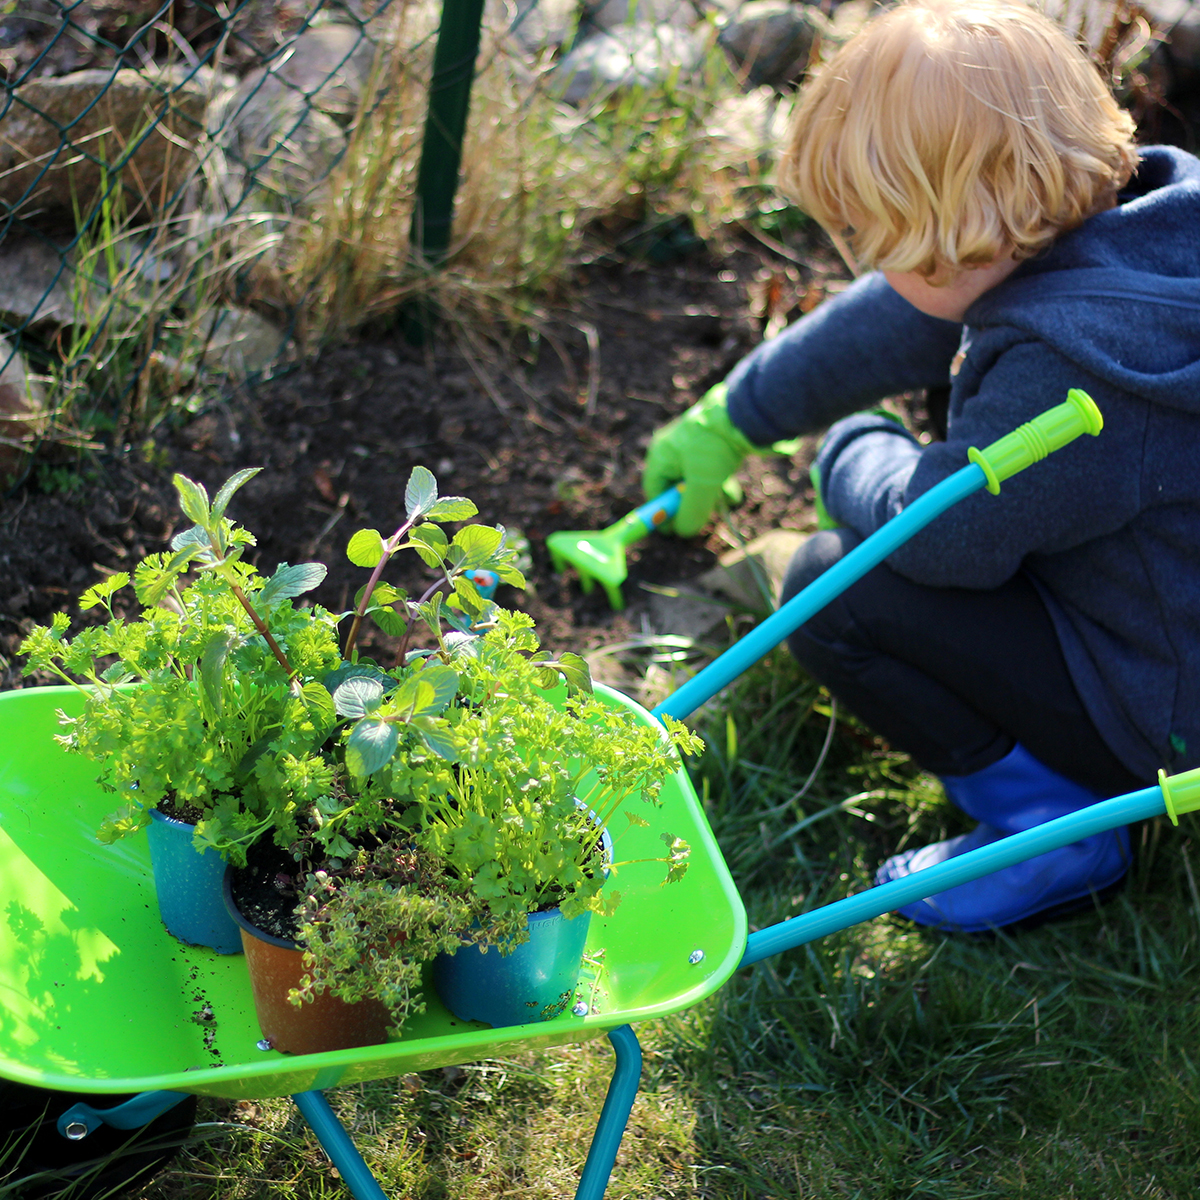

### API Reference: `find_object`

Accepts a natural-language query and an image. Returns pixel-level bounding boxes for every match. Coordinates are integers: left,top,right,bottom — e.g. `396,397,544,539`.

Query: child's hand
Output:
641,384,757,536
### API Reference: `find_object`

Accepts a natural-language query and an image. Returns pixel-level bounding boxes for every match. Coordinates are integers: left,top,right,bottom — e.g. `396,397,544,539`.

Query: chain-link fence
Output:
0,0,468,487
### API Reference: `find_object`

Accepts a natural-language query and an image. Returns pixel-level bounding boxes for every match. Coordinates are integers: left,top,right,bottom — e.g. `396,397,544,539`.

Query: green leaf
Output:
200,632,234,712
533,666,560,691
557,653,593,695
624,811,650,828
211,467,262,522
409,523,449,569
404,466,438,520
333,677,385,719
347,528,386,569
297,681,336,731
78,572,129,611
425,496,478,522
451,524,503,568
347,717,399,776
413,715,459,760
369,603,409,637
173,474,210,526
170,524,210,553
133,554,183,607
323,662,391,692
415,663,458,712
259,562,328,608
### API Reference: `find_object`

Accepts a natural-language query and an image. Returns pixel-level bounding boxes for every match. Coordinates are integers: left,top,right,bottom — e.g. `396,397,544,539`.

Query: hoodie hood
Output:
967,146,1200,413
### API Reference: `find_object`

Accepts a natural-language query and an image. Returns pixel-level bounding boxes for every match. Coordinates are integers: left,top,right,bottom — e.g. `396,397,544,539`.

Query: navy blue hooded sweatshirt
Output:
724,146,1200,783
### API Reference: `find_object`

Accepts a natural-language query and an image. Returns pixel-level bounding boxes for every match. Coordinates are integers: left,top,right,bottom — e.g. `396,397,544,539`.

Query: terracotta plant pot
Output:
222,867,392,1055
145,809,242,954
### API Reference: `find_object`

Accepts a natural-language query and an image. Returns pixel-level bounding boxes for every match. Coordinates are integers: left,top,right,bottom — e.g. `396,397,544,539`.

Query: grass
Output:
54,650,1188,1200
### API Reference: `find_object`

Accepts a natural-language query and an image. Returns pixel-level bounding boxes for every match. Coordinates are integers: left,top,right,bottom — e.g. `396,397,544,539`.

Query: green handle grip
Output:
967,388,1103,495
1160,766,1200,825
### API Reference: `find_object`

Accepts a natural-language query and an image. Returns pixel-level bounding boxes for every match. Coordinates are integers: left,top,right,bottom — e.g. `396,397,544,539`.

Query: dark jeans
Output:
782,529,1145,797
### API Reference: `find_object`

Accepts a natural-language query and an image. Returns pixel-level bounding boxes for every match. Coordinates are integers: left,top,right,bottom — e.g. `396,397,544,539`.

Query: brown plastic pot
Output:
222,867,392,1055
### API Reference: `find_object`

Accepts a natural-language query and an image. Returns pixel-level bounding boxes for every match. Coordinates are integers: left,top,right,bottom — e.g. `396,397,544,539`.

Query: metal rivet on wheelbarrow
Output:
572,1001,589,1017
688,949,705,964
256,1039,273,1052
64,1122,89,1141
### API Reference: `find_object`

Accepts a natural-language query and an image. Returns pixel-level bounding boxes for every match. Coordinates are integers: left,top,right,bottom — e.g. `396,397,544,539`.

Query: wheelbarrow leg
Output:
292,1090,388,1200
575,1024,643,1200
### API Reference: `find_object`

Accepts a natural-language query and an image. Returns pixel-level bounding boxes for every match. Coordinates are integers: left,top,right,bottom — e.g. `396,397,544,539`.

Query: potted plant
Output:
18,468,346,952
22,463,700,1047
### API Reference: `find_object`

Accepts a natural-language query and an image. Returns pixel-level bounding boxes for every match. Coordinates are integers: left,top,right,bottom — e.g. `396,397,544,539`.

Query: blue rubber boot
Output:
875,743,1131,932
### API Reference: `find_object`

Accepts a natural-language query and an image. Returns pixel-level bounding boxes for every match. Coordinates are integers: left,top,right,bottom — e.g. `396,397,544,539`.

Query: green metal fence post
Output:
411,0,487,266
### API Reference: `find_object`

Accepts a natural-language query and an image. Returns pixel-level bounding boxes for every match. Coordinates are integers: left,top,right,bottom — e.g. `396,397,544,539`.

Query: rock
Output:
553,24,707,105
0,336,45,485
0,235,153,333
506,0,581,52
698,528,806,611
200,307,289,377
717,1,819,90
0,67,208,230
584,0,702,34
217,22,379,206
648,586,735,640
704,87,792,165
0,238,75,329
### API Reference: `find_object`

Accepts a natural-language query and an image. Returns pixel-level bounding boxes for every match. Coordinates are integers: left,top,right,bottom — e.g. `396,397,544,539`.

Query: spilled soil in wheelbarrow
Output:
0,233,937,693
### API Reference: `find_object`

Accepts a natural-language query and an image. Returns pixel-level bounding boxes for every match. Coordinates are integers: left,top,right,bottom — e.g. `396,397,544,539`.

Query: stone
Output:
647,586,734,640
553,24,706,105
0,67,209,230
506,0,581,52
217,22,379,205
0,235,151,331
717,1,819,90
0,335,45,484
584,0,702,34
199,307,289,377
704,87,792,166
698,528,806,611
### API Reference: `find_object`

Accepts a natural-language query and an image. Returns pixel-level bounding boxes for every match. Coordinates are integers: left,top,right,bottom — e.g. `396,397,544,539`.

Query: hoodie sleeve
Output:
725,272,965,446
816,339,1146,589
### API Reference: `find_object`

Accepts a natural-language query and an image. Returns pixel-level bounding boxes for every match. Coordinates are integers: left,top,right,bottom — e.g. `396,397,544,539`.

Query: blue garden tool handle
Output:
739,763,1200,963
653,389,1103,723
628,485,683,536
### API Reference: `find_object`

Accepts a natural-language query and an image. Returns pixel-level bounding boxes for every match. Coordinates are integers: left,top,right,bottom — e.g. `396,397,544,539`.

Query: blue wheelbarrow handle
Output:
653,389,1104,723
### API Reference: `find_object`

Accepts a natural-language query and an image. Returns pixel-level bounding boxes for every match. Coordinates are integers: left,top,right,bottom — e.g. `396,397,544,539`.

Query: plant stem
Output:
230,584,293,676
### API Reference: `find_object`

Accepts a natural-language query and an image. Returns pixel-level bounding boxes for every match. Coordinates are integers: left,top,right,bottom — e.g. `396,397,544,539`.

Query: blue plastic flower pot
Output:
146,809,242,955
433,906,593,1027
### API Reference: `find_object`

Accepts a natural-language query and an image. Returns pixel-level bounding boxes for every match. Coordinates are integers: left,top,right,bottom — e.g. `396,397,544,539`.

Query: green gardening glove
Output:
642,384,771,537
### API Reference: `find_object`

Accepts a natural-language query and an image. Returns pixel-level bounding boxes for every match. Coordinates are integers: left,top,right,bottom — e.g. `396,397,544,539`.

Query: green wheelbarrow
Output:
2,392,1194,1199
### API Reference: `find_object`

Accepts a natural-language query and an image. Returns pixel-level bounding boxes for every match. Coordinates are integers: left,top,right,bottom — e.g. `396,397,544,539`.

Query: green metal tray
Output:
0,684,746,1101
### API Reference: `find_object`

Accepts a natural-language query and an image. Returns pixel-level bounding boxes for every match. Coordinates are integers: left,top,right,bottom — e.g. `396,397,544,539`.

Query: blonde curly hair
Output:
779,0,1139,278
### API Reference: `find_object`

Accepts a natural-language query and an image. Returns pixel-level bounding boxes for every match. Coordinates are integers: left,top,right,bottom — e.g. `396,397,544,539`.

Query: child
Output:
642,0,1200,931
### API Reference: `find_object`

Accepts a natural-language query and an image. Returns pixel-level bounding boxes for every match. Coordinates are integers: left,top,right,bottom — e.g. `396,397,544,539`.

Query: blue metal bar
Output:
653,463,987,722
56,1090,190,1139
740,785,1165,966
575,1025,643,1200
292,1090,389,1200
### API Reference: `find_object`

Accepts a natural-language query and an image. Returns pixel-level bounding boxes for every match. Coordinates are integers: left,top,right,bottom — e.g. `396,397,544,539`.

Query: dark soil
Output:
2,234,879,686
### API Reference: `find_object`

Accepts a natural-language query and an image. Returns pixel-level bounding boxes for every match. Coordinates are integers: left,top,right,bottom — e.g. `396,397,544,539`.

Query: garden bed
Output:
0,234,858,688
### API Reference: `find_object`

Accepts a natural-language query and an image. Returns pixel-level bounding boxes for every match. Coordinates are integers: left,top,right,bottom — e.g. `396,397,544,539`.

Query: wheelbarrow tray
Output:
0,685,745,1102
